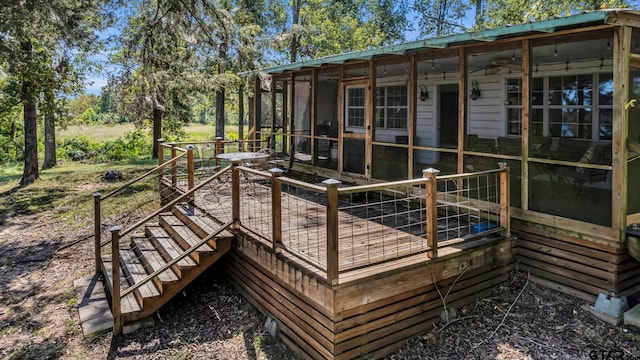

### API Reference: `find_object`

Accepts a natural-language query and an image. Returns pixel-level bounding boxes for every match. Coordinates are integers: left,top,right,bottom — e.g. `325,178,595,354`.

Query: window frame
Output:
375,84,409,130
505,72,612,141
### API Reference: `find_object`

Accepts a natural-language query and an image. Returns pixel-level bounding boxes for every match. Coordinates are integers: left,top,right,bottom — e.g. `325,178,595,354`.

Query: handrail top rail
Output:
159,143,189,152
101,151,190,201
169,138,268,146
437,167,506,181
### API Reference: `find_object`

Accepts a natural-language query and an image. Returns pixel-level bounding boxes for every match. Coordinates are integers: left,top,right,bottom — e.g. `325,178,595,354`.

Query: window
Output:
506,78,522,135
375,85,408,129
506,73,612,140
346,86,365,127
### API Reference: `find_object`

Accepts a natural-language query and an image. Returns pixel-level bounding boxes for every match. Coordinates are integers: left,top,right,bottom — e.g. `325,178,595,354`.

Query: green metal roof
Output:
251,10,629,76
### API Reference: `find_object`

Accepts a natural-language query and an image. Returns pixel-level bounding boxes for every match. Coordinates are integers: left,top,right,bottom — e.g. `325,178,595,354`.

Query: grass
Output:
0,159,157,224
59,123,240,143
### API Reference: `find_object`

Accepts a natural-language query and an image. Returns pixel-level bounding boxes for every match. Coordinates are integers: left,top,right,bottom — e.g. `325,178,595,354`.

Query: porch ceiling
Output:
245,10,638,77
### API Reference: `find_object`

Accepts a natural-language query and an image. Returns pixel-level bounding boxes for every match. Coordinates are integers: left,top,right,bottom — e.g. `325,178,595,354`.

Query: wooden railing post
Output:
270,168,284,252
423,168,440,259
215,137,223,167
323,178,341,286
157,138,165,165
93,193,101,274
110,226,122,336
270,133,276,150
169,142,177,188
157,139,165,182
498,162,511,237
231,159,241,229
187,147,195,197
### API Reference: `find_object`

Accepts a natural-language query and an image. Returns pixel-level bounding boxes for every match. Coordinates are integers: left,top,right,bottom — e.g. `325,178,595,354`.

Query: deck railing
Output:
227,162,511,285
94,140,510,331
93,142,192,272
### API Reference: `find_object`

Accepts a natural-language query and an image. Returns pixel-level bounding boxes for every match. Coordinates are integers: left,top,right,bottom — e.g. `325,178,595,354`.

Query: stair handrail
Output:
116,164,232,240
119,219,234,299
101,152,189,201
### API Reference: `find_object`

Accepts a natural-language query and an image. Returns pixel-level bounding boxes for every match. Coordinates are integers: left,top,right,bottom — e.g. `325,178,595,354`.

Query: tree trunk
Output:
20,40,38,186
43,90,56,169
238,83,244,140
21,84,38,185
290,0,302,62
475,0,483,24
215,41,227,140
152,107,163,159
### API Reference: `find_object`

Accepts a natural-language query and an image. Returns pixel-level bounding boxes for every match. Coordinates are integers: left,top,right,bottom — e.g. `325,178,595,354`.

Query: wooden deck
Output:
189,171,514,359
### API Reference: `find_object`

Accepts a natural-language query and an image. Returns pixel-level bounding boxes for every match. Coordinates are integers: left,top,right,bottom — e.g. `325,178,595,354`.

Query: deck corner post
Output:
169,142,178,188
270,168,285,253
323,178,341,286
215,137,223,167
157,138,165,165
187,147,195,197
498,162,511,237
231,159,242,229
93,192,102,274
423,168,440,259
110,225,123,336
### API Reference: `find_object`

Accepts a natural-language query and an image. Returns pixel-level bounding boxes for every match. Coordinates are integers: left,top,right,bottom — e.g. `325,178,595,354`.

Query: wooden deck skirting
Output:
513,221,640,301
226,231,514,359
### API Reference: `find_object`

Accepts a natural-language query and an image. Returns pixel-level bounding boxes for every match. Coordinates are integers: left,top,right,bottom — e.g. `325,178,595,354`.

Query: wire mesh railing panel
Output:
280,181,328,270
337,185,429,271
436,171,501,241
238,170,274,242
159,151,190,192
191,174,234,225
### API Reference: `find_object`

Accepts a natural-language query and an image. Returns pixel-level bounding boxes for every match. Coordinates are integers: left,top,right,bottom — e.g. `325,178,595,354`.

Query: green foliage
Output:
478,0,632,29
59,130,152,163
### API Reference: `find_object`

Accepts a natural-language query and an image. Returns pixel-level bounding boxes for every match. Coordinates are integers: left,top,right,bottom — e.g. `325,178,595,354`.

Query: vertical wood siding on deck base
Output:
513,222,640,301
225,233,514,359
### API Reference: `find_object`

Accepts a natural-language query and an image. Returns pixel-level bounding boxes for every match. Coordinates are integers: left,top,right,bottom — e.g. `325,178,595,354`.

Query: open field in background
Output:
58,123,240,143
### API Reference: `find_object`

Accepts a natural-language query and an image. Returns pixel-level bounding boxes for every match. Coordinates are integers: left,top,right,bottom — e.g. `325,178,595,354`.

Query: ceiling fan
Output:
472,58,522,75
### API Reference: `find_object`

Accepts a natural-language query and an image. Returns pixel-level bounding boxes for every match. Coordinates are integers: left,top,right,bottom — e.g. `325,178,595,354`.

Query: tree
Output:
0,1,106,184
479,0,631,29
114,0,235,157
413,0,470,37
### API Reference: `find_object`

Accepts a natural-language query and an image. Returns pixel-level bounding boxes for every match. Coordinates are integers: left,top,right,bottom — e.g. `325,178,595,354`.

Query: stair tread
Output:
119,246,162,299
102,257,142,314
131,236,180,284
146,224,198,267
160,213,215,252
172,204,232,238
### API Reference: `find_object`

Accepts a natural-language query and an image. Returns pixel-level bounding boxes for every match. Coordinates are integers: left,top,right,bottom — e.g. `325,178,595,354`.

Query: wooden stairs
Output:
101,203,234,323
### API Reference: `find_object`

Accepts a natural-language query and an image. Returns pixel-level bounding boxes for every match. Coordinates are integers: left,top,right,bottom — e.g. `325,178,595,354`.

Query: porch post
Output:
93,192,101,274
423,168,440,259
169,142,177,188
324,178,341,285
110,226,122,336
498,162,511,237
231,159,242,229
270,168,284,253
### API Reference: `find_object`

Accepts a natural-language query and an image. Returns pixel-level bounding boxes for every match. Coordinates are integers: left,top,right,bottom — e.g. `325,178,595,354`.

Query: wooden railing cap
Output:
322,178,342,187
422,168,441,177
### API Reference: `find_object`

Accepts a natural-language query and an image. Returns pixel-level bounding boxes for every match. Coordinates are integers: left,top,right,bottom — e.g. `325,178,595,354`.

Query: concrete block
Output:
123,317,155,335
82,314,113,337
264,316,279,338
624,304,640,329
593,293,628,319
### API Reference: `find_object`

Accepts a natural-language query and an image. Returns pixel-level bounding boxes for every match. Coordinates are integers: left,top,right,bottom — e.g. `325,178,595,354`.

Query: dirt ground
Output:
2,208,640,359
